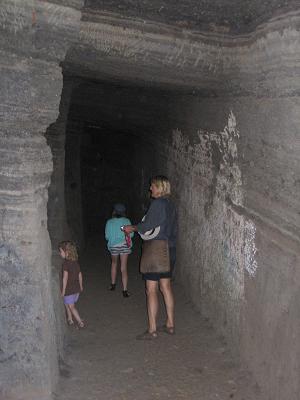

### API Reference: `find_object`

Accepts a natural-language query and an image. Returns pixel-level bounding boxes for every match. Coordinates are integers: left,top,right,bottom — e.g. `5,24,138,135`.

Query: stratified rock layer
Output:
0,1,83,399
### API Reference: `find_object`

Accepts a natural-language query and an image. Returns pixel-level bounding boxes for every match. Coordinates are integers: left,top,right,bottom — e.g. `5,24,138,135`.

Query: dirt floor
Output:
54,238,262,400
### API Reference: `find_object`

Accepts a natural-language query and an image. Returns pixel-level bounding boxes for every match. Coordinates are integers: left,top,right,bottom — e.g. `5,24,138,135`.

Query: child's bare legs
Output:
120,253,129,290
65,304,73,324
67,303,84,327
110,255,118,285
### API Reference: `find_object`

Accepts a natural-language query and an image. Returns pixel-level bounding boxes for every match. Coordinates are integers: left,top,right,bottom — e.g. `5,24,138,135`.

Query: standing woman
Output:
123,175,177,339
105,203,134,297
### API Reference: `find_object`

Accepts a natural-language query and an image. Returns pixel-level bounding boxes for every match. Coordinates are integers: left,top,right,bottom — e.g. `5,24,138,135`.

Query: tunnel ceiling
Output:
83,0,297,33
63,0,300,96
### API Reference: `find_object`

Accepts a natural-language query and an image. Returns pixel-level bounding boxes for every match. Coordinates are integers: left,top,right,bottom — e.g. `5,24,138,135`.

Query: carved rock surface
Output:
0,1,300,400
0,1,83,399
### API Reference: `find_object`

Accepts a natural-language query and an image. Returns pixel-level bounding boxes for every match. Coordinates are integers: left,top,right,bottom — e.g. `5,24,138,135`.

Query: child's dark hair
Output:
58,241,78,261
112,203,126,218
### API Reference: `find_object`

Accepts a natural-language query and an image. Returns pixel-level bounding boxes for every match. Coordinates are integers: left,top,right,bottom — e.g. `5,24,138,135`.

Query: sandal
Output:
136,330,158,340
67,319,74,326
122,290,130,298
76,320,85,329
108,283,116,291
157,325,175,335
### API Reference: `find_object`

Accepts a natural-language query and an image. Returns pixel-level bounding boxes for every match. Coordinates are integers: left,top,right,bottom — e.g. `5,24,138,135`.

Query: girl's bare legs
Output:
159,278,175,329
120,253,129,290
68,303,84,327
65,304,73,324
146,280,159,333
110,255,118,285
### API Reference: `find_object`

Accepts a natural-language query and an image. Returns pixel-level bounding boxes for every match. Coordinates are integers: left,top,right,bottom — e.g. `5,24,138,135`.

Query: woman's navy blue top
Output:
136,196,177,248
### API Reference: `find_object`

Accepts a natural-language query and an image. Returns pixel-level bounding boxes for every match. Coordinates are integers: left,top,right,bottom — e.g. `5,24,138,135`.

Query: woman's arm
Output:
136,199,166,234
79,271,83,292
62,270,68,296
123,201,166,235
123,225,137,234
125,219,136,237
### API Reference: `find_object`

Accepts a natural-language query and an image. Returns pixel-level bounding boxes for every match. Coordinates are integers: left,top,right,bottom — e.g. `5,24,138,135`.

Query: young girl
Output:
105,203,134,297
58,241,84,328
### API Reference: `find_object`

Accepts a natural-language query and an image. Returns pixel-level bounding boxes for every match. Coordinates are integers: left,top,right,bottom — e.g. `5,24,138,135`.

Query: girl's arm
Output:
105,221,110,241
79,271,83,292
62,270,68,296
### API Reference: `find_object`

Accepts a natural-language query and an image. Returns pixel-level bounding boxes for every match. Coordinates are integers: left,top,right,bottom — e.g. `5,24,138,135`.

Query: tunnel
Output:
1,1,300,399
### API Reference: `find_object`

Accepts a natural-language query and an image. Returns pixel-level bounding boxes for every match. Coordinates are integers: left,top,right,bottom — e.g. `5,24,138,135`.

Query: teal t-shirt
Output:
105,217,134,249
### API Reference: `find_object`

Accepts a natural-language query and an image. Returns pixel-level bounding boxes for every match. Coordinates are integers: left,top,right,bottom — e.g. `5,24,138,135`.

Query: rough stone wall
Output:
166,112,246,340
83,0,299,34
234,99,300,399
45,76,76,361
0,1,82,398
66,9,300,95
136,94,300,400
46,76,74,251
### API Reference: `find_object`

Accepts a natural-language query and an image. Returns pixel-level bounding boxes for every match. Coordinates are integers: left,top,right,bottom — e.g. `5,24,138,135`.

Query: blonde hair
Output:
151,175,171,197
58,241,78,261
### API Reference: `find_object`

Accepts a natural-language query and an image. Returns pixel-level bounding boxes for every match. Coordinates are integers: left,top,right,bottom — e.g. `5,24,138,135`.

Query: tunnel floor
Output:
54,237,262,400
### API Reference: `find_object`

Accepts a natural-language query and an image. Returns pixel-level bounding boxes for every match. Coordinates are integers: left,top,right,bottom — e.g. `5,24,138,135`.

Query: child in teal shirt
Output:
105,203,134,297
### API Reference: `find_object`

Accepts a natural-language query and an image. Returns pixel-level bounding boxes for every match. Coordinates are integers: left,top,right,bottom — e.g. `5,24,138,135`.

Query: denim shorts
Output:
64,293,79,305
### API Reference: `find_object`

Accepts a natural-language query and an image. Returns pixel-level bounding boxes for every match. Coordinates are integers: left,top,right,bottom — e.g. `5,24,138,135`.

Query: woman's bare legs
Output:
120,253,129,291
146,280,159,333
159,278,175,329
110,255,118,285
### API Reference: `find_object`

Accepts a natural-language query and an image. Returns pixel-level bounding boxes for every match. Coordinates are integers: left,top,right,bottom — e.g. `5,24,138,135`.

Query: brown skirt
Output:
140,239,170,274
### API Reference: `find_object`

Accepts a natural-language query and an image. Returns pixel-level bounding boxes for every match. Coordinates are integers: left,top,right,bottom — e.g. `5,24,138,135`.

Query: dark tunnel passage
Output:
66,81,152,242
79,123,135,237
62,79,180,245
1,1,300,400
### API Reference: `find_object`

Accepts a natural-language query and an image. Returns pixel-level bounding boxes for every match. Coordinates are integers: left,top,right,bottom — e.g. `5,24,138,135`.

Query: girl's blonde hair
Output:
58,241,78,261
151,175,171,197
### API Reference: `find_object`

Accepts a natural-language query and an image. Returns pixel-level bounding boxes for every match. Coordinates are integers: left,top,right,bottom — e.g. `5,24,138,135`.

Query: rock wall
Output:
0,1,82,398
45,76,76,364
136,94,300,400
46,76,74,250
167,112,246,336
